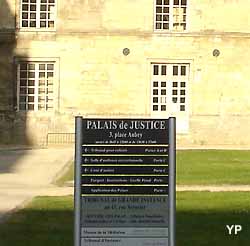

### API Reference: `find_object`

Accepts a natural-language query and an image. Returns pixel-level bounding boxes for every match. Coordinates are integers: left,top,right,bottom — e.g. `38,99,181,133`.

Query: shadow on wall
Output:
0,0,30,146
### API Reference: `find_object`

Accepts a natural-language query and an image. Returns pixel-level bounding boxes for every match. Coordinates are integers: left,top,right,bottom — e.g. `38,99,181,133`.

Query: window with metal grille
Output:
155,0,187,31
151,63,189,113
20,0,56,29
17,62,55,111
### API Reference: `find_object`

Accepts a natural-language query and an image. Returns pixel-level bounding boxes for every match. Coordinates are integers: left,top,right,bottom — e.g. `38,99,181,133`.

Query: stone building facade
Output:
0,0,250,147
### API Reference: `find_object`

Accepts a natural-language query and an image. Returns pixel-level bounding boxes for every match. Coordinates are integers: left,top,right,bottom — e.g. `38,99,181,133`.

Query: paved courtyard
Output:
0,147,74,221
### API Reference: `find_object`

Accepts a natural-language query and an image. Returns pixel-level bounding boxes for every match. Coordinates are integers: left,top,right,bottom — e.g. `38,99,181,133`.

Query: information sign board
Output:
75,118,176,246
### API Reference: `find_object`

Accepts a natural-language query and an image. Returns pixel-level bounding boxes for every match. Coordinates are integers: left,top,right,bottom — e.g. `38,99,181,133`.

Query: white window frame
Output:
19,0,57,31
154,0,189,32
16,58,59,112
149,61,191,133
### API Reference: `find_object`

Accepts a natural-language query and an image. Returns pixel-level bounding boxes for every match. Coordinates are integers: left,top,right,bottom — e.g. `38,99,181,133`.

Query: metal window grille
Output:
155,0,187,31
21,0,56,29
17,62,55,111
151,63,189,114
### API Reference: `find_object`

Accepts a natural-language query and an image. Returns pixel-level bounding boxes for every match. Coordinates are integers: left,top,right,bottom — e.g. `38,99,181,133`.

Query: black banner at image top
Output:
82,119,168,144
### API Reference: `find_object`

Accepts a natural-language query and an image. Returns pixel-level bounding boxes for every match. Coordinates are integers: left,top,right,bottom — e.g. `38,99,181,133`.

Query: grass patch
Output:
0,196,73,246
177,150,250,185
1,193,250,245
177,192,250,246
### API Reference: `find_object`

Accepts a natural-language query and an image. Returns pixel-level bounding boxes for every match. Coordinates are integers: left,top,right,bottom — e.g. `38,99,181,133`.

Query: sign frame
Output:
74,117,176,246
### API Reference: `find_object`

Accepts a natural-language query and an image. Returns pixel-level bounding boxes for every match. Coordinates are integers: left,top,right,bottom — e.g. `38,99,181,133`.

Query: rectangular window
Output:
21,0,56,29
155,0,187,31
17,62,55,111
151,63,189,114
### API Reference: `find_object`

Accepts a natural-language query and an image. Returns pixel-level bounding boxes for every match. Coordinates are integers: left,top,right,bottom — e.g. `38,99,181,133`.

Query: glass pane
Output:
28,64,35,70
161,65,167,75
153,81,158,87
156,0,162,5
28,88,35,94
48,21,54,28
153,65,159,75
28,96,34,102
47,72,54,78
161,89,166,95
20,96,26,102
173,66,178,75
41,0,47,3
39,72,45,78
20,80,27,86
156,15,162,21
181,82,186,87
28,104,34,110
172,97,178,103
47,64,54,70
163,7,169,13
19,104,26,110
22,4,28,11
164,0,169,4
30,4,36,11
28,80,35,86
40,21,46,28
30,21,36,27
163,23,169,29
153,97,158,103
181,66,186,75
156,7,162,13
40,13,46,19
40,5,47,11
181,90,185,95
161,82,166,87
173,82,178,87
20,63,27,70
181,0,187,5
163,15,169,21
30,13,36,19
161,105,166,111
49,0,55,3
153,89,158,95
180,97,185,103
20,71,27,78
174,0,179,5
156,23,162,29
28,72,35,78
30,0,36,3
22,13,28,19
39,64,46,70
20,87,26,94
180,105,185,111
172,90,178,95
22,21,28,27
153,105,158,111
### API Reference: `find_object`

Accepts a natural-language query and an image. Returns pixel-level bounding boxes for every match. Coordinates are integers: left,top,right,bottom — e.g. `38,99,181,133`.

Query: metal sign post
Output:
75,117,176,246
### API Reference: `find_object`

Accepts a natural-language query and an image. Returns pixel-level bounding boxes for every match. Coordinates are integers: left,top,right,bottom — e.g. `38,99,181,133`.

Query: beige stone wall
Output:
1,0,250,146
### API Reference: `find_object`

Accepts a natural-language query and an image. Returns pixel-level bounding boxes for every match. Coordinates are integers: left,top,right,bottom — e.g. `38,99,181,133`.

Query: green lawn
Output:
0,196,73,246
57,150,250,185
177,150,250,185
1,193,250,246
